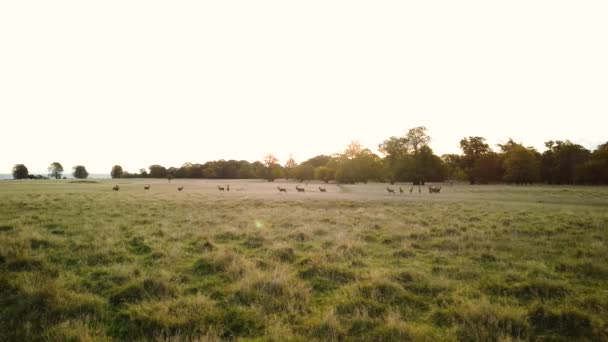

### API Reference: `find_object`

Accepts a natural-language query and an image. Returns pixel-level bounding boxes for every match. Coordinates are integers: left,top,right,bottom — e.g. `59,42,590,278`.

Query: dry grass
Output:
1,179,607,340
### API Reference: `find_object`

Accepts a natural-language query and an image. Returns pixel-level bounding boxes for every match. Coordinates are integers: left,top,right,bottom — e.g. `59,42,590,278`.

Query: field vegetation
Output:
1,179,607,341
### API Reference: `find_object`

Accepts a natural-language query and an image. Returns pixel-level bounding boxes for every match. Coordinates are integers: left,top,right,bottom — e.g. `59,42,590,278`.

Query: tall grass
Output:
0,180,607,340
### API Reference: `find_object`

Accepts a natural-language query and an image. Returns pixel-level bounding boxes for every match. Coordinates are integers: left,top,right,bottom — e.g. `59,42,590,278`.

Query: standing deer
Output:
399,187,404,194
112,185,120,191
218,185,225,191
295,186,305,193
178,186,184,191
144,184,150,190
386,187,395,194
319,187,327,192
277,186,287,192
227,185,230,192
409,186,413,194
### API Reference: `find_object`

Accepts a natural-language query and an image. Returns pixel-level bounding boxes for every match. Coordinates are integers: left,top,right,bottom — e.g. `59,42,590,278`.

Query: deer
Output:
318,186,327,193
399,187,404,194
295,185,305,193
144,184,150,190
226,185,230,192
217,185,225,191
112,185,120,191
429,185,442,194
178,186,184,191
277,186,287,193
386,187,395,194
409,186,413,194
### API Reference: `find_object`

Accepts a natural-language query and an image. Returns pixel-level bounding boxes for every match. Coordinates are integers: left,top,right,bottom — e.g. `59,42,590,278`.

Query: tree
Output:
582,142,608,184
541,140,590,184
472,152,503,184
284,155,298,180
263,154,280,182
149,165,168,178
48,162,64,179
314,166,334,183
294,164,315,182
12,164,29,179
111,165,123,179
460,136,491,184
404,126,431,156
73,165,89,179
499,140,540,184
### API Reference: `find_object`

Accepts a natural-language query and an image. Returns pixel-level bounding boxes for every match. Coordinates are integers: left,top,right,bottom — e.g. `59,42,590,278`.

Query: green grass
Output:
1,179,607,341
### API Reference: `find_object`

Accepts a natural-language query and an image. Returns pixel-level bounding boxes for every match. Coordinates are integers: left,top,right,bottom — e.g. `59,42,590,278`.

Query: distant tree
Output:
139,168,148,178
499,140,540,184
48,162,64,179
72,165,89,179
301,155,331,168
111,165,123,179
582,142,608,184
379,136,408,182
149,165,168,178
314,166,334,183
263,154,280,182
541,140,590,184
442,154,467,181
294,164,314,182
284,155,298,180
416,146,447,182
460,136,491,184
12,164,29,179
472,152,503,184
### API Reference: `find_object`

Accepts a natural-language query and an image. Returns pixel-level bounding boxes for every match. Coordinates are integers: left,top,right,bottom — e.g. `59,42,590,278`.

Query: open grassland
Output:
1,179,607,341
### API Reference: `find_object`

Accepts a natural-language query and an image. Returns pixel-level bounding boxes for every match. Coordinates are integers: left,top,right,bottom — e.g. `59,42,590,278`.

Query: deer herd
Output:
386,185,442,195
111,183,442,195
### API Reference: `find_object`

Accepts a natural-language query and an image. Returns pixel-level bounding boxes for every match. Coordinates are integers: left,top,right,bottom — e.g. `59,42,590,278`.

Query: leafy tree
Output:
582,142,608,184
48,162,64,179
499,140,540,184
149,165,168,178
416,146,447,182
379,136,407,182
541,140,590,184
263,154,280,182
460,136,491,184
294,164,314,182
12,164,29,179
301,155,331,168
472,152,503,184
314,166,334,183
111,165,123,179
72,165,89,179
284,155,298,180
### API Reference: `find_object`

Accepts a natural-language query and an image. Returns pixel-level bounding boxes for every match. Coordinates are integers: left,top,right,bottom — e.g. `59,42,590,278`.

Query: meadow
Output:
0,179,607,341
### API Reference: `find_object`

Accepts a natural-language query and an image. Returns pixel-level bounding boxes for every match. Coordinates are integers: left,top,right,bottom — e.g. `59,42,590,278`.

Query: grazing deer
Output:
277,186,287,192
112,185,120,191
218,185,225,191
178,186,184,191
386,187,395,194
144,184,150,190
399,187,404,194
319,186,327,192
429,185,442,194
296,185,305,193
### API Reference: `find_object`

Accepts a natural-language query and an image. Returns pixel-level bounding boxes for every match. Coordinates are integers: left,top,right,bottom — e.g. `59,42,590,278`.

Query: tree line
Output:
11,127,608,184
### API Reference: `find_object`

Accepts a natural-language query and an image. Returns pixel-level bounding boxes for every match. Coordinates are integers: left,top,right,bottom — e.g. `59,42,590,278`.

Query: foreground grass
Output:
0,180,607,341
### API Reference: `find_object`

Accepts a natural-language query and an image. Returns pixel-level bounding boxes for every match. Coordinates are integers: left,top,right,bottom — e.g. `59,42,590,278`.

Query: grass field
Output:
1,179,607,341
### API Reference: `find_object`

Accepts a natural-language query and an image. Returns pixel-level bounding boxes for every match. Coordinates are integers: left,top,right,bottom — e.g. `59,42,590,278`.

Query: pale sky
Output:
1,1,606,174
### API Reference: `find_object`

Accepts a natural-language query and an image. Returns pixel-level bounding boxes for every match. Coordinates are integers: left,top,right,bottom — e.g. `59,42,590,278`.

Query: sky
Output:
1,1,607,174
